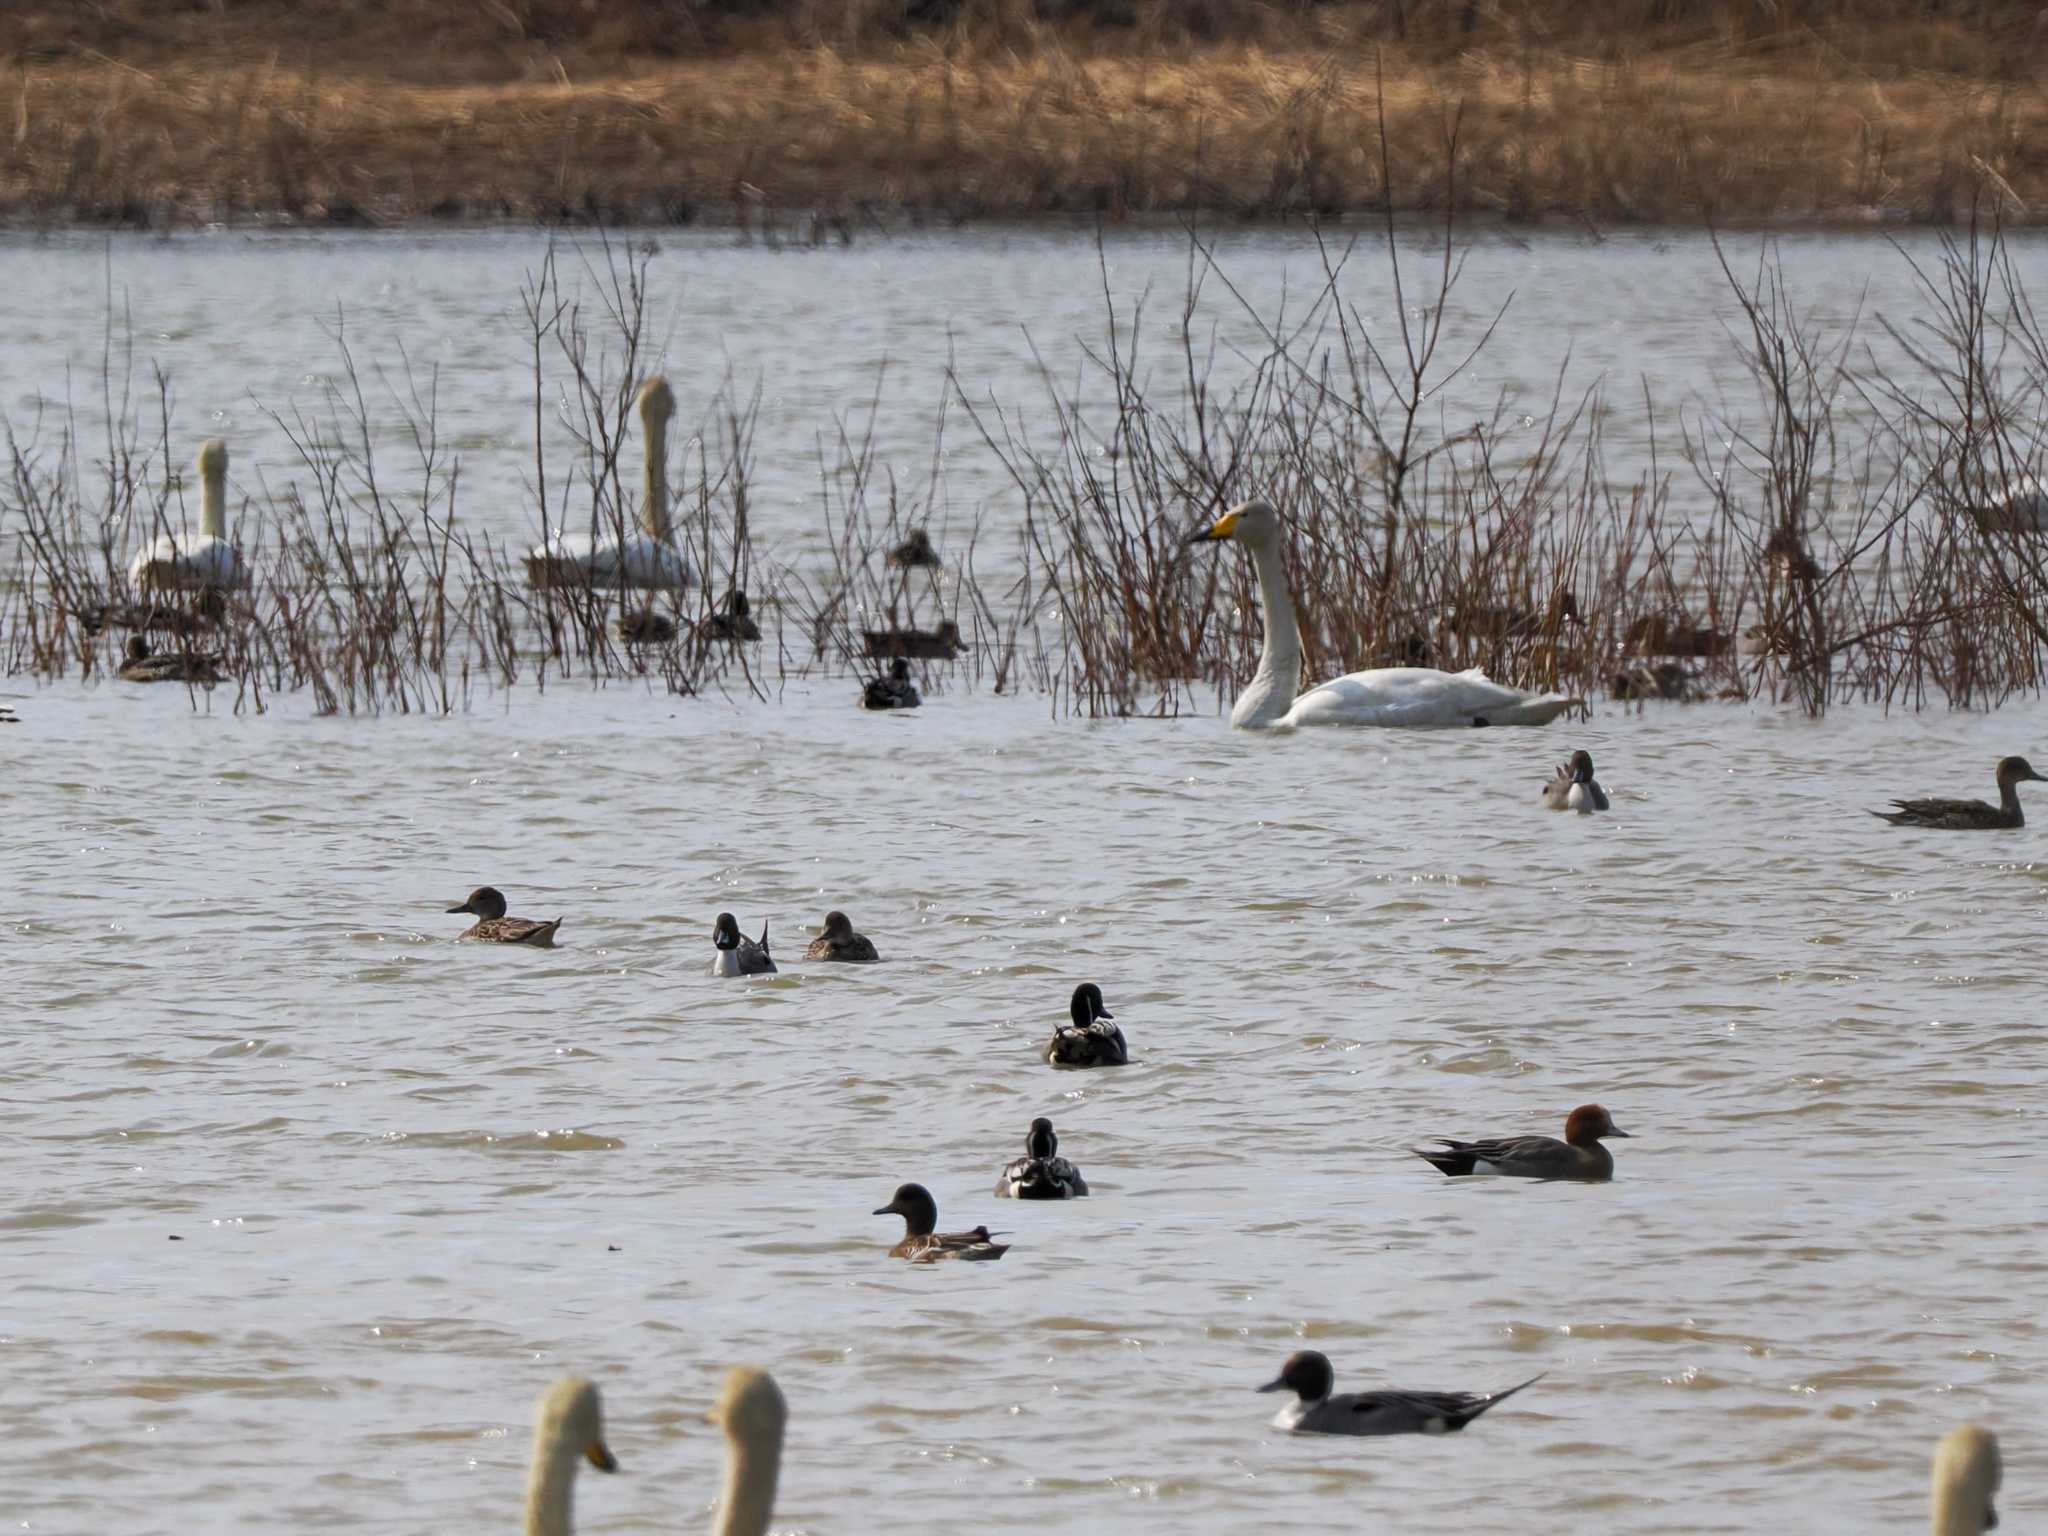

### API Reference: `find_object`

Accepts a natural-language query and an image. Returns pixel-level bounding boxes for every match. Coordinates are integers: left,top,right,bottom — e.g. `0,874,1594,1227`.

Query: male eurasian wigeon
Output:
995,1117,1088,1200
1044,982,1128,1068
872,1182,1008,1262
1414,1103,1630,1181
1258,1350,1543,1437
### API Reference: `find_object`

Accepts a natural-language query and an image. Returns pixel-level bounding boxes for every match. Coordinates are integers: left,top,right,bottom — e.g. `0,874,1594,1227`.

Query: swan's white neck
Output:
712,1433,782,1536
200,461,226,540
1231,533,1303,729
523,1438,579,1536
640,403,671,541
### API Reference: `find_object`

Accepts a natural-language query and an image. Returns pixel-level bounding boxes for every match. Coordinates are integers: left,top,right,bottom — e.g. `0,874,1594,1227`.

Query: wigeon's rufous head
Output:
1563,1104,1629,1145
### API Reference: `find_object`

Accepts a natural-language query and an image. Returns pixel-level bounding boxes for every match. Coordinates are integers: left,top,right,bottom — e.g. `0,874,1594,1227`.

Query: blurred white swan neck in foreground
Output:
524,1376,616,1536
711,1366,786,1536
1186,500,1580,729
129,439,244,592
526,377,691,591
1931,1424,1999,1536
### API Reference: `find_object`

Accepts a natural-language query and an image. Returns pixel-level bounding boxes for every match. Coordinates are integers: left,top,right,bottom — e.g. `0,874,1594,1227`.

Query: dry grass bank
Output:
1,0,2044,225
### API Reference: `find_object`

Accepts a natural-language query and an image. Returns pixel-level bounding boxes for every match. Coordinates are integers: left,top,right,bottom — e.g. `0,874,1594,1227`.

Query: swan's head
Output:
1994,755,2045,789
1026,1117,1058,1158
636,377,676,428
1184,499,1280,549
714,912,742,950
1564,1104,1629,1145
710,1365,788,1452
1932,1425,2000,1535
196,439,228,478
1070,982,1113,1027
1258,1350,1334,1403
1568,749,1597,784
872,1181,939,1235
447,886,508,920
534,1376,619,1474
819,909,855,939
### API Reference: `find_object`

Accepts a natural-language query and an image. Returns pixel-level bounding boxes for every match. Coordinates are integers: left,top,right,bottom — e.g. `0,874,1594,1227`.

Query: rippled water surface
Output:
4,228,2047,1533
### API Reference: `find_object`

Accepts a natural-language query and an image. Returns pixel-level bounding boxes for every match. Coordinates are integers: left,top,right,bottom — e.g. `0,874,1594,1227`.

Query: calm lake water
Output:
3,227,2045,1533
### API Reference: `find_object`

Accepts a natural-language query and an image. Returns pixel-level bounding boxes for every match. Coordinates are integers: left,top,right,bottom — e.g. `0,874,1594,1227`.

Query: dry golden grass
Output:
2,2,2045,224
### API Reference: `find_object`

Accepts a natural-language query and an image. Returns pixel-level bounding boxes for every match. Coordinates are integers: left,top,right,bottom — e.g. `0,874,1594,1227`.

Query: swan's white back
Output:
129,439,245,592
527,377,693,592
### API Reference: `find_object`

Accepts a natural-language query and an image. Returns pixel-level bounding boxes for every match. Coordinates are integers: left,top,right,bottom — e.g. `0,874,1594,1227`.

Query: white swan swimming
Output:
526,377,693,592
1185,500,1582,729
1931,1424,1999,1536
129,439,245,593
707,1366,786,1536
523,1377,617,1536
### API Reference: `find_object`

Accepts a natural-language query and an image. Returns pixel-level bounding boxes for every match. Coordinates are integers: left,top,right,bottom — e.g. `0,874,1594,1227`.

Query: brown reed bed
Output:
3,1,2046,227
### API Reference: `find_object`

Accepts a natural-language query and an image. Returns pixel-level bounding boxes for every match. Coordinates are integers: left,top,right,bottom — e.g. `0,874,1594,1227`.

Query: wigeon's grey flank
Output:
1875,755,2047,829
712,912,777,976
1541,749,1610,813
1414,1103,1631,1181
995,1118,1088,1200
447,886,563,947
1931,1425,2001,1536
804,909,879,963
1258,1351,1543,1437
1044,982,1128,1068
872,1183,1008,1262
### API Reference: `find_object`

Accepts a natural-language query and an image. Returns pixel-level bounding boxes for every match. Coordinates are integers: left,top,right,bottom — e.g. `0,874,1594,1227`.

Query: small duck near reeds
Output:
712,912,777,976
82,587,228,640
700,590,762,643
1044,982,1128,1068
872,1182,1009,1262
861,620,964,661
995,1117,1088,1200
116,635,222,685
1611,660,1708,703
522,1377,617,1536
1448,589,1582,644
803,909,879,963
1966,474,2048,535
1931,1424,2000,1536
618,606,677,646
862,658,921,711
1624,610,1730,659
1874,755,2047,830
1258,1351,1543,1437
1414,1103,1630,1181
888,526,943,569
446,886,563,947
1540,749,1610,813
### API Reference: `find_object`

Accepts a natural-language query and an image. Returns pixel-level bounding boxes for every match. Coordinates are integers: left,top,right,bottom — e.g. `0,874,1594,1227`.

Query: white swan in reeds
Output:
526,378,693,592
523,1377,618,1536
129,439,245,592
1931,1425,2000,1536
1185,501,1582,729
708,1366,786,1536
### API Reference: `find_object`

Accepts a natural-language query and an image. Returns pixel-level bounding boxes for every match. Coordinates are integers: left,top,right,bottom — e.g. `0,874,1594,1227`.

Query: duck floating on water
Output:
1045,982,1127,1068
1414,1103,1630,1181
995,1117,1088,1200
130,439,247,595
803,909,879,963
862,658,921,711
872,1182,1009,1261
1184,501,1581,728
888,526,943,569
1874,754,2047,830
446,886,563,947
712,912,777,976
701,590,762,642
1931,1424,2000,1536
707,1367,787,1536
1258,1350,1543,1437
526,378,693,593
1541,749,1610,813
116,635,222,685
522,1377,617,1536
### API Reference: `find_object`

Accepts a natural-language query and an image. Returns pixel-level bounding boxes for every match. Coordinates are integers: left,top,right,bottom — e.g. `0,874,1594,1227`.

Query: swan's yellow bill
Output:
1186,507,1241,543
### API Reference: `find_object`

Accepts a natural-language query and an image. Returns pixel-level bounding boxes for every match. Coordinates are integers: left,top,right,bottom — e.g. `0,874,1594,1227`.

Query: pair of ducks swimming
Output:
439,890,879,966
526,1369,783,1536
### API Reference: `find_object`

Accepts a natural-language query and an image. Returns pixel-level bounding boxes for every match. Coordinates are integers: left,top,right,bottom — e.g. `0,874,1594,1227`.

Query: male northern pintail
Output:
995,1117,1088,1200
862,658,921,711
117,635,222,686
1874,754,2047,829
712,912,777,976
1932,1425,2000,1536
523,1377,617,1535
1540,749,1610,813
804,909,879,963
1044,982,1128,1068
446,886,563,947
1258,1351,1543,1437
872,1182,1009,1262
1414,1103,1630,1181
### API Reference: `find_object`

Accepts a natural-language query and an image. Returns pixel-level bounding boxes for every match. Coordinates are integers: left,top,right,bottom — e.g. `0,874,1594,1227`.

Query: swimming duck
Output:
888,527,943,569
446,886,563,947
618,606,677,646
129,439,247,594
700,590,762,642
1932,1424,2000,1536
522,1377,617,1536
712,912,777,976
873,1182,1009,1261
116,635,222,685
1414,1103,1630,1181
995,1117,1089,1200
1044,982,1128,1068
803,909,879,962
1540,749,1610,813
1258,1350,1543,1437
1184,502,1581,728
0,706,16,725
708,1367,786,1536
862,658,921,711
1874,755,2047,829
